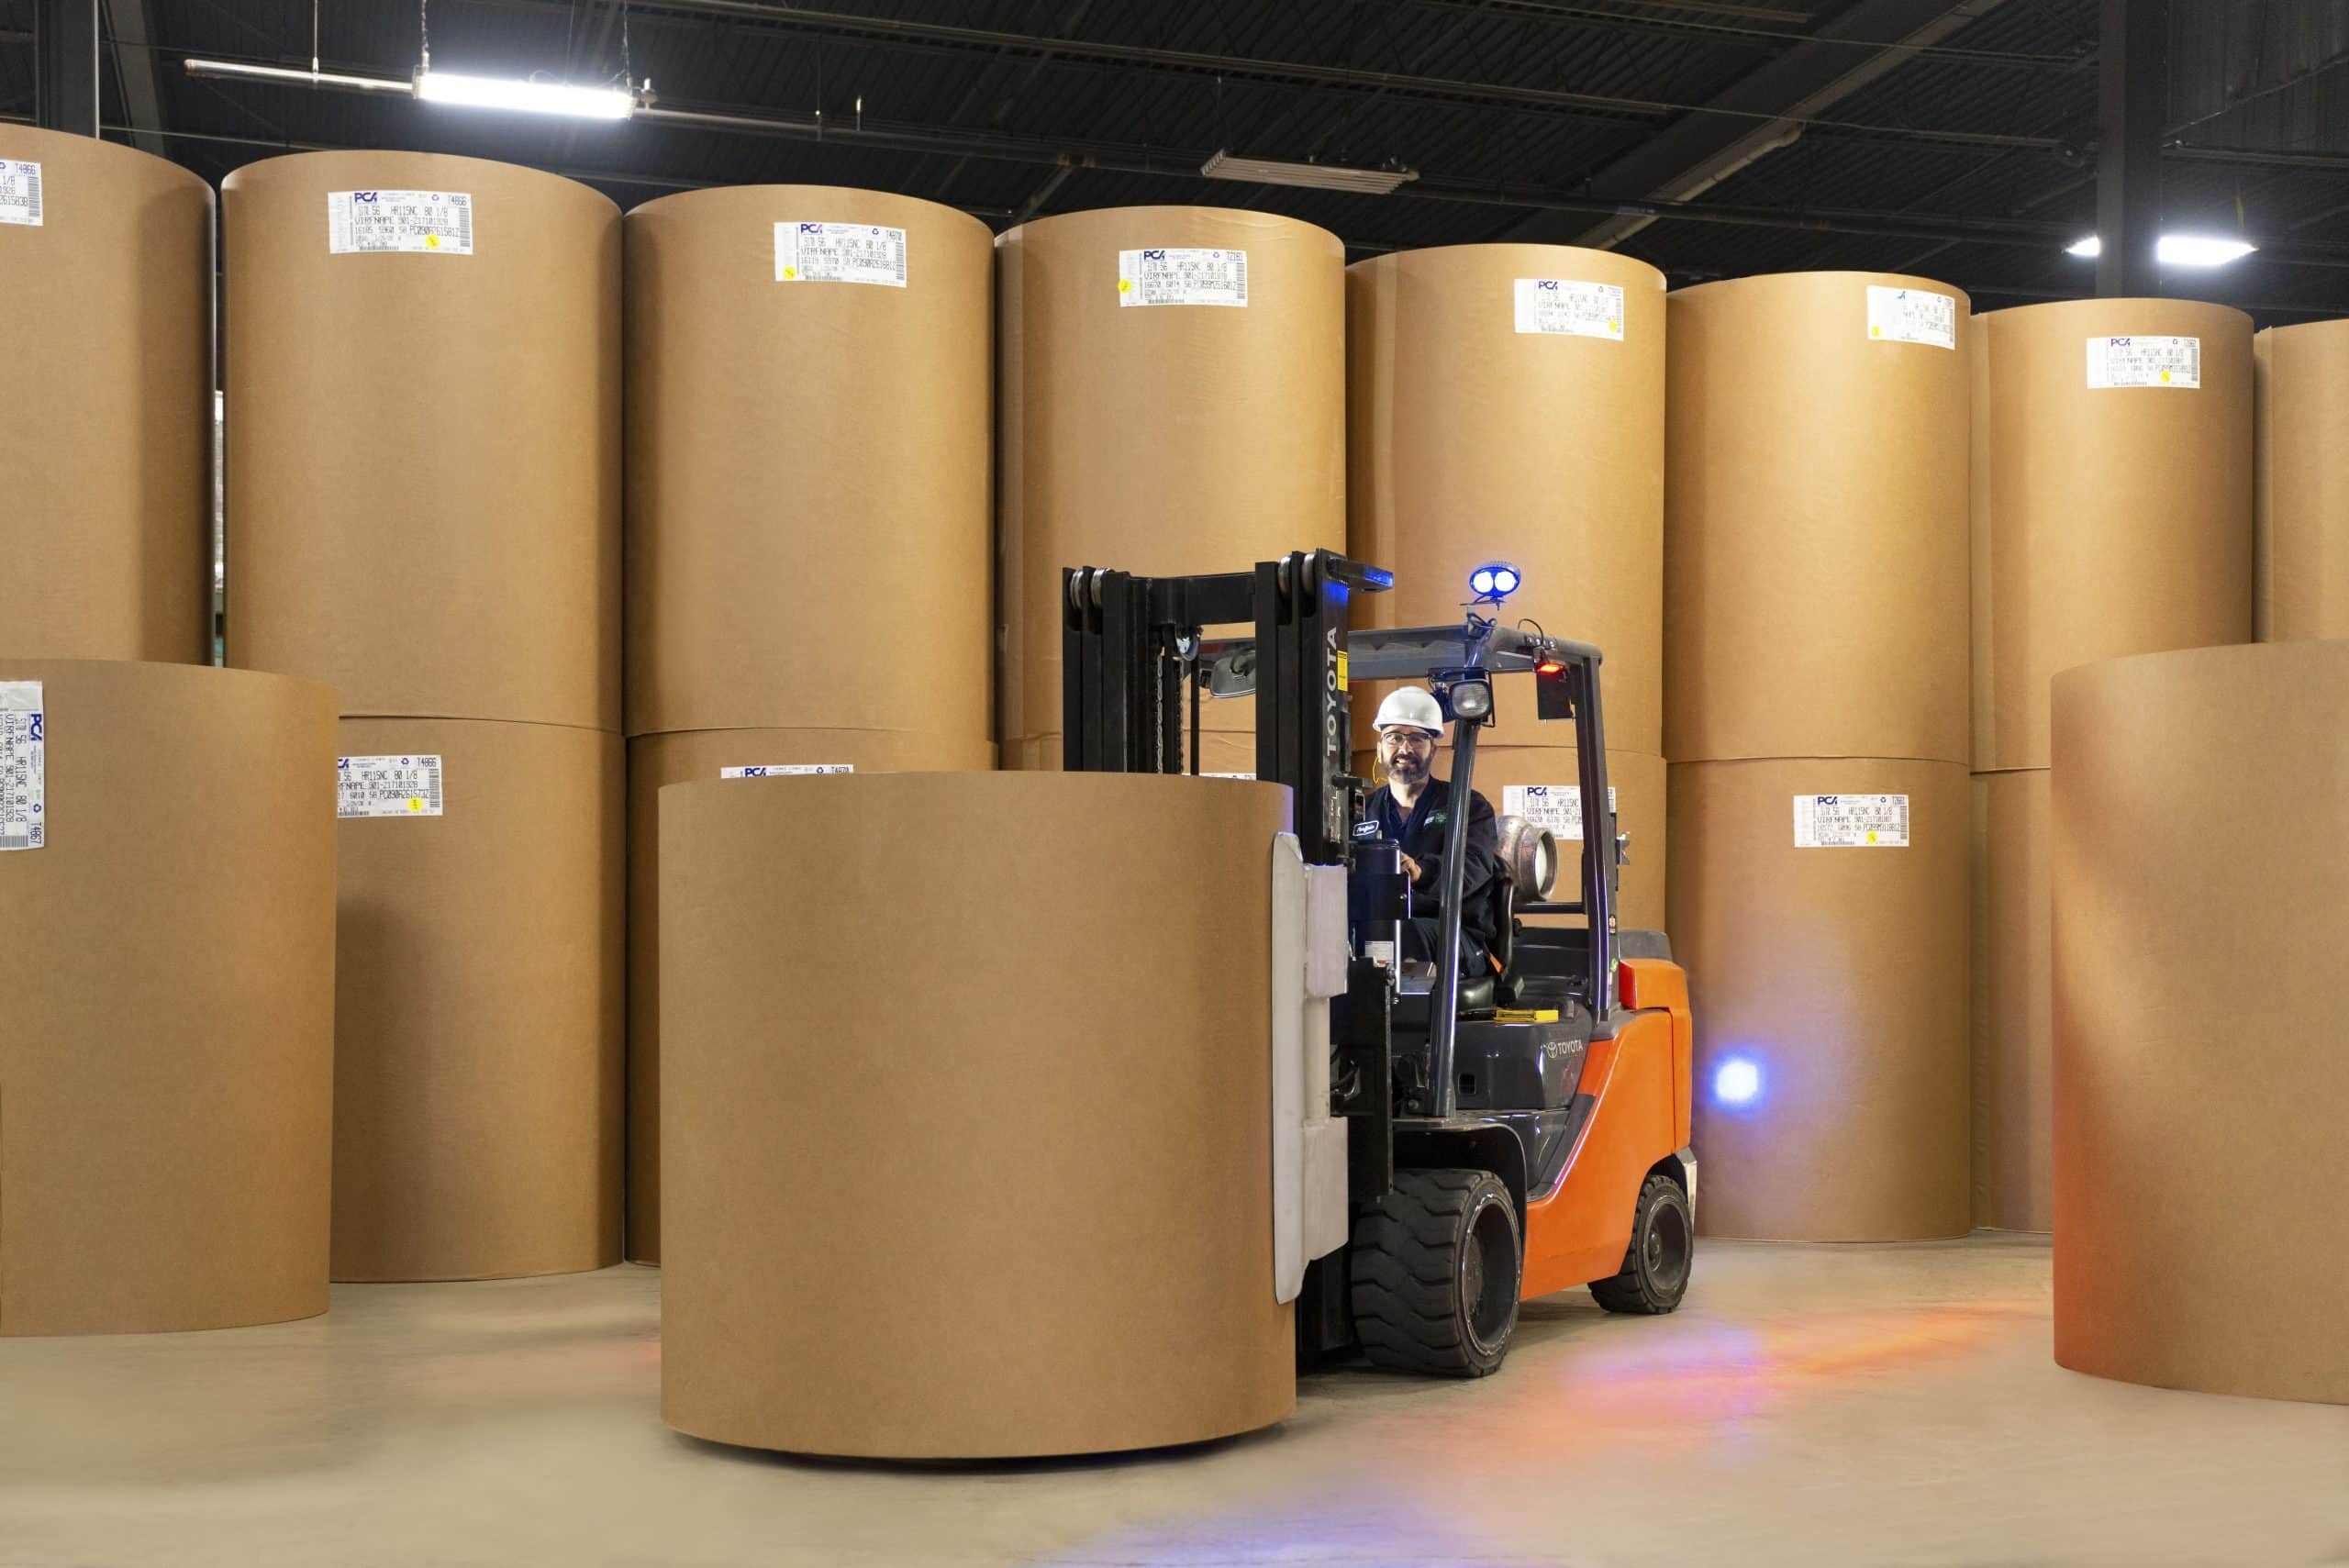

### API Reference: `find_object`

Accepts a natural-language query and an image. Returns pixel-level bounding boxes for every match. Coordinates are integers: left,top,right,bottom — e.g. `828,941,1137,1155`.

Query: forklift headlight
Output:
1451,681,1493,720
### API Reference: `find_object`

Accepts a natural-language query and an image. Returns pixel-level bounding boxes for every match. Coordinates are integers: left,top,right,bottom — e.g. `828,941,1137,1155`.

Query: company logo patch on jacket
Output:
1427,811,1449,827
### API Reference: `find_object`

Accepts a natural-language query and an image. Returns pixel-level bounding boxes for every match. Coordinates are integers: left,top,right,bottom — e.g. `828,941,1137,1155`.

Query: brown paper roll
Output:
622,188,993,740
1972,299,2253,771
2254,318,2349,642
661,773,1295,1457
223,153,620,728
1352,744,1666,934
2053,641,2349,1403
1,662,335,1335
1347,245,1665,755
624,727,996,1262
0,128,211,664
997,206,1344,755
1667,757,1969,1240
1664,272,1971,765
331,717,622,1282
1970,768,2052,1232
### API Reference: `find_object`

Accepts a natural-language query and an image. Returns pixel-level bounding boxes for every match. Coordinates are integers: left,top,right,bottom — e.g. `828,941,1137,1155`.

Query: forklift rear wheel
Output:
1350,1169,1521,1377
1590,1173,1694,1315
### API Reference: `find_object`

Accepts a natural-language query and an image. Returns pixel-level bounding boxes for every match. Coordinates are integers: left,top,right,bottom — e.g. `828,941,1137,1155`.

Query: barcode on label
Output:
0,160,44,227
0,681,45,851
1792,793,1909,848
338,754,446,818
720,764,855,778
774,223,908,287
328,190,474,255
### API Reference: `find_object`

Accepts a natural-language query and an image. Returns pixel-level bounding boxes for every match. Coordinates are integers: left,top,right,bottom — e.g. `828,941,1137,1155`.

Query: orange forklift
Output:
1063,550,1695,1376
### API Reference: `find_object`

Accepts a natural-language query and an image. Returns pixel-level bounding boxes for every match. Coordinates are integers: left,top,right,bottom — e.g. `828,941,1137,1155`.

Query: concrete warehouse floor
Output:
3,1236,2344,1568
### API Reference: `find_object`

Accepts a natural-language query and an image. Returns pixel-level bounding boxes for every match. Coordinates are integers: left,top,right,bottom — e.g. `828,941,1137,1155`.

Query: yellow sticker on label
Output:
1865,830,1879,843
2159,370,2172,383
408,798,426,813
783,265,797,279
1870,324,1883,337
424,234,440,250
1118,277,1134,293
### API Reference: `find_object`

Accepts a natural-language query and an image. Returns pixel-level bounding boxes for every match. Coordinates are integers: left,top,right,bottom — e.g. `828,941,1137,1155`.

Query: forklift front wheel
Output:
1590,1173,1694,1316
1350,1169,1521,1378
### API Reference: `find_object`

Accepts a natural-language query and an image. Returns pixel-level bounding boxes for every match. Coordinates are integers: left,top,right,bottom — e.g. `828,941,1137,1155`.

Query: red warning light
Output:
1535,660,1564,676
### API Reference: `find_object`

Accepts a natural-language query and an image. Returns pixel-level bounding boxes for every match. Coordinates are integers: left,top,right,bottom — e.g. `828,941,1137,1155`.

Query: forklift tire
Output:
1590,1173,1694,1316
1350,1169,1521,1378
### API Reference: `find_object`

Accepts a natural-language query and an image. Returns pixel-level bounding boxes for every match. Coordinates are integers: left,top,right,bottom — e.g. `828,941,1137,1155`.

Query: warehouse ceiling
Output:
7,0,2349,322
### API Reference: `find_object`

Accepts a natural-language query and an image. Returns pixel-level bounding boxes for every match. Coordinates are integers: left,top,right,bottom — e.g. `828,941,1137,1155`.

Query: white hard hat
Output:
1374,686,1445,735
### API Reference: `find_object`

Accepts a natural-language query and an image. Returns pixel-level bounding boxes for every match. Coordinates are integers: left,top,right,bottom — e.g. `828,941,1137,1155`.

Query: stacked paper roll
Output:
224,152,624,1279
2053,641,2349,1404
1664,272,1973,1240
0,662,336,1335
0,128,212,664
619,186,996,1262
1347,244,1667,933
997,206,1345,760
660,773,1296,1457
2254,317,2349,641
1969,300,2253,1232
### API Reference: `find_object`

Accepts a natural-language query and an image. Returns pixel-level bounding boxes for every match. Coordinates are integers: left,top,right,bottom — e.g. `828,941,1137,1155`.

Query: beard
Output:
1385,748,1431,788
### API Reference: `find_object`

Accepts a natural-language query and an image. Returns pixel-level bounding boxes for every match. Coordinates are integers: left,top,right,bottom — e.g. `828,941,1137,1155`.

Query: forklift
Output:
1063,549,1696,1377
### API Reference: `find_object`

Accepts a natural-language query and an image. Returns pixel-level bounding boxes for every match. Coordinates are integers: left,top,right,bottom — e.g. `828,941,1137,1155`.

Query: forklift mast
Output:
1061,549,1619,1016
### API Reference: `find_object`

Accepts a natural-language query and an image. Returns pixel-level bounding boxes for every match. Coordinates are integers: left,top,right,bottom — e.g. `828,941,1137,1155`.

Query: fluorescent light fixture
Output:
415,71,635,119
1200,149,1418,195
2066,233,2258,266
183,58,413,95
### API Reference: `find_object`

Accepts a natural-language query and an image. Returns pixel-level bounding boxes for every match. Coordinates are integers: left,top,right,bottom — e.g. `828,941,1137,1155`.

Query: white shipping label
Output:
328,190,474,255
338,754,445,818
2087,335,2200,389
774,222,907,287
1514,278,1624,339
1118,247,1248,307
1866,285,1956,350
1204,772,1258,780
720,764,854,778
1501,784,1617,841
1792,793,1909,848
1,683,45,851
0,160,44,227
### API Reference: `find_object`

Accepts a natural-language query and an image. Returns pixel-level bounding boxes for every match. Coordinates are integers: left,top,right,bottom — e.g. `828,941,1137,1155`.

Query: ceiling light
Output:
2065,233,2258,266
415,71,635,119
183,58,412,95
1200,150,1418,195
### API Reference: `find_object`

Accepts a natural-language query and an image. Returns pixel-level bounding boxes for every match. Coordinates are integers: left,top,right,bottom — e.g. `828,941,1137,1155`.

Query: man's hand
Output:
1397,851,1423,883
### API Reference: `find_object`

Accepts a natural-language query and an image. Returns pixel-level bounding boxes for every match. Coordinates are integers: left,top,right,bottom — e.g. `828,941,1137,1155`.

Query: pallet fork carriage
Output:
1063,550,1698,1376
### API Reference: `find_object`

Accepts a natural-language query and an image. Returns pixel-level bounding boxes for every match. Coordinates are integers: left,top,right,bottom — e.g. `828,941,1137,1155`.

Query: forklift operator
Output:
1362,686,1502,976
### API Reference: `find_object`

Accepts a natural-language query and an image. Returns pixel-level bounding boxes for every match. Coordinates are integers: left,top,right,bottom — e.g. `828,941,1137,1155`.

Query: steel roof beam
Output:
1500,0,2016,249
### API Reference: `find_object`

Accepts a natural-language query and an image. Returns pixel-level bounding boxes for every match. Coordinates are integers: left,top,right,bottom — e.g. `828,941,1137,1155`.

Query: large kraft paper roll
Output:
662,773,1295,1457
1665,272,1970,766
623,187,992,740
1351,744,1666,934
332,717,623,1281
224,153,620,728
997,206,1344,755
1,662,335,1335
2254,318,2349,641
1348,245,1665,755
1972,299,2253,771
1970,769,2052,1232
624,727,995,1263
2053,642,2349,1404
1668,757,1969,1240
0,128,211,664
